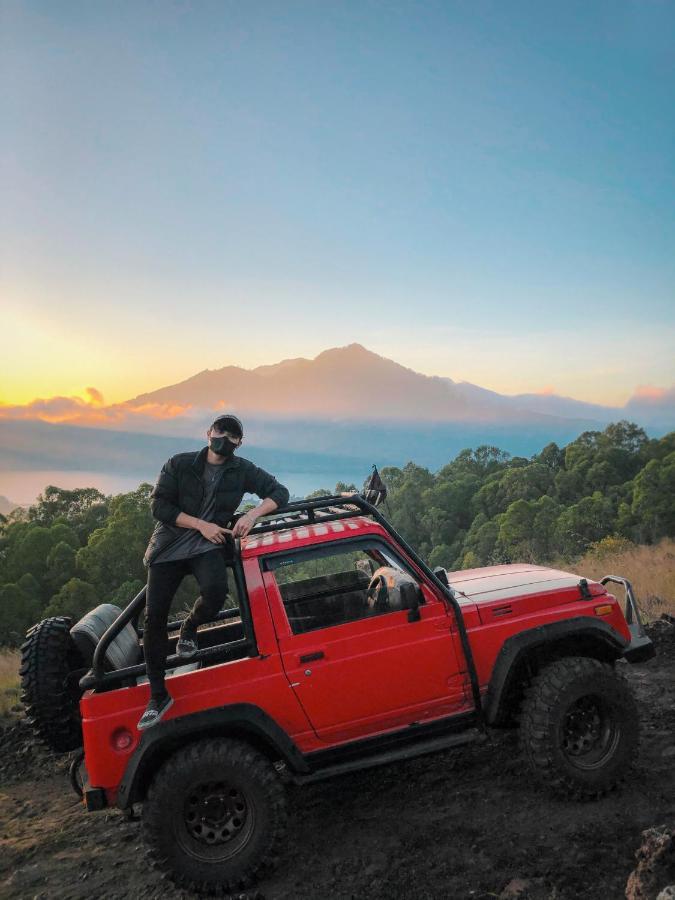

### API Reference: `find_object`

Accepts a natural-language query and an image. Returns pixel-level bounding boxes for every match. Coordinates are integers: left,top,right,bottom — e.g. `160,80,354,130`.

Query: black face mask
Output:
209,436,238,458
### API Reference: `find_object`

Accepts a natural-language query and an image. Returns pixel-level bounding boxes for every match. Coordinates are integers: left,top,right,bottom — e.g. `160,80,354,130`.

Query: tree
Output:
0,582,42,645
531,496,560,561
109,579,145,607
498,500,536,562
463,514,500,566
29,485,109,543
44,578,100,620
4,526,55,585
76,484,153,598
536,442,565,473
555,493,613,558
631,453,675,543
46,541,78,594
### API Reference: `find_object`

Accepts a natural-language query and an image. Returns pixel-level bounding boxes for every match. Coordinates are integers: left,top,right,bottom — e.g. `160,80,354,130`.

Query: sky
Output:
1,0,674,408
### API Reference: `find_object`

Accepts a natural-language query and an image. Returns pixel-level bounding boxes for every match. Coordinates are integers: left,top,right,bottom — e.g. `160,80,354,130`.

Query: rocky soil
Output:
1,619,674,900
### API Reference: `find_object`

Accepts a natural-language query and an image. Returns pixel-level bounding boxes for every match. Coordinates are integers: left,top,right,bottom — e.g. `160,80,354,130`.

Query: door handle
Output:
299,651,325,663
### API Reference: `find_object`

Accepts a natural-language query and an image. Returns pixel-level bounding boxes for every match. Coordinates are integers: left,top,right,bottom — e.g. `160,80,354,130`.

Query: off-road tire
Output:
519,656,639,797
142,737,287,895
19,616,84,753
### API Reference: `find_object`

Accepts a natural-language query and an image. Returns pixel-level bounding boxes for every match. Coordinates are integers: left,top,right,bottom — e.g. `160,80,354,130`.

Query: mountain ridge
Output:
125,343,673,428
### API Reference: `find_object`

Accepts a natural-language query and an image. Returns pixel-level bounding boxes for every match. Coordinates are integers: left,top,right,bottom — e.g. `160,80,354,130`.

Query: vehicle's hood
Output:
442,563,604,607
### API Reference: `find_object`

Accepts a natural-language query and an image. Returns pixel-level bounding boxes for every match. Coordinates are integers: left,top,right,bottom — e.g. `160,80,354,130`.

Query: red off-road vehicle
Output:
20,495,654,895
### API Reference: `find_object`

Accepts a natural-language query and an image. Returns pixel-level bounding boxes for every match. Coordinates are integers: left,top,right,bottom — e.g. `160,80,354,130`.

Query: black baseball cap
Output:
210,414,244,439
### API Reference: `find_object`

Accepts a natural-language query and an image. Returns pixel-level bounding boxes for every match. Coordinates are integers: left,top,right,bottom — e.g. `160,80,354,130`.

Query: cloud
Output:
535,385,556,396
627,385,675,407
85,387,105,406
0,389,193,426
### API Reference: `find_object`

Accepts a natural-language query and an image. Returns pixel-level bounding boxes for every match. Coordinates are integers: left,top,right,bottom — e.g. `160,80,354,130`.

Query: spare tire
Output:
20,616,85,753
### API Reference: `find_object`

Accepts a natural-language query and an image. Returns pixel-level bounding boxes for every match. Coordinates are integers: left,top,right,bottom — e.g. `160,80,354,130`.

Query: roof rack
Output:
247,493,368,536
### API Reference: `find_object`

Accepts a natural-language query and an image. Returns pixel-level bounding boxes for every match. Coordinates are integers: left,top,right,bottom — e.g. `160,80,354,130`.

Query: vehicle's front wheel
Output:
142,738,287,895
519,655,639,797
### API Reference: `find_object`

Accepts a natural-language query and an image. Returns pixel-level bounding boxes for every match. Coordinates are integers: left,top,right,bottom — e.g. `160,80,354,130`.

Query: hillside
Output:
0,420,672,648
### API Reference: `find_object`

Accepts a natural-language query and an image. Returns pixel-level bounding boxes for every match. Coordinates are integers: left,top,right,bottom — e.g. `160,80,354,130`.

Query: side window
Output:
266,541,422,635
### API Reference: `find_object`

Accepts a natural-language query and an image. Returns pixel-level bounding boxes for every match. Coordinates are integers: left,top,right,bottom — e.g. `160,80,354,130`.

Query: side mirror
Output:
400,583,422,622
433,566,449,587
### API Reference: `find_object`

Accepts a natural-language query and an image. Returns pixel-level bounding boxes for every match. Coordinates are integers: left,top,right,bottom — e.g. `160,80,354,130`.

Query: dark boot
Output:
176,617,199,659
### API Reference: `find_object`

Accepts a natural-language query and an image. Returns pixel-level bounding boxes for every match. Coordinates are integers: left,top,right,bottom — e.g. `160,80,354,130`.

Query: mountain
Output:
125,343,674,431
1,344,672,504
126,344,586,424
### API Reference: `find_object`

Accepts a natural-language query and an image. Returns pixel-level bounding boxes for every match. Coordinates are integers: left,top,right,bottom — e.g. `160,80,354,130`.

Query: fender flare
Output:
117,702,310,808
483,616,628,726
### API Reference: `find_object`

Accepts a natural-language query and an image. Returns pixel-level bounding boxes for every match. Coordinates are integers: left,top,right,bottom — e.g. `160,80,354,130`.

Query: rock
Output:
499,878,531,898
499,878,548,899
626,826,675,900
656,887,675,900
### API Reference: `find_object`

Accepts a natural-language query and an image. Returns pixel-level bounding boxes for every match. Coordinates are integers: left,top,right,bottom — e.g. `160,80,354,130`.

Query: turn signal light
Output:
594,604,613,616
111,728,134,752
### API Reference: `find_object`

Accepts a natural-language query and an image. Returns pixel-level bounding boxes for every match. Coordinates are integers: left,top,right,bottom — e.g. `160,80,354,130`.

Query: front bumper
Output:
623,623,656,663
601,575,655,664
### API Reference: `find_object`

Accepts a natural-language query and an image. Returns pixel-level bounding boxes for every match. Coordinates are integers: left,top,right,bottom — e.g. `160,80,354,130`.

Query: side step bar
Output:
292,728,484,785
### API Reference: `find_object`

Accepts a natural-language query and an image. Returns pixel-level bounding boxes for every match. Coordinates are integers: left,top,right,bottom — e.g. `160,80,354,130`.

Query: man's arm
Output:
176,511,231,544
150,457,181,525
232,463,290,538
232,497,279,538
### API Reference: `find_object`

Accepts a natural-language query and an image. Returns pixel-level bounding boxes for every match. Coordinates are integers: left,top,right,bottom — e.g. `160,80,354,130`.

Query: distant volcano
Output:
126,342,674,429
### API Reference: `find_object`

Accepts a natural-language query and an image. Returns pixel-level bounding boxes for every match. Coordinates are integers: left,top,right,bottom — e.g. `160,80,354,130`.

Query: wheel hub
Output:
563,697,602,756
561,693,619,769
184,782,248,845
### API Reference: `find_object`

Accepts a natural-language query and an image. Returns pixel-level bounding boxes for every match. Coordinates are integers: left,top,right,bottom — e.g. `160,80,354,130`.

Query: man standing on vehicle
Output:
138,414,289,731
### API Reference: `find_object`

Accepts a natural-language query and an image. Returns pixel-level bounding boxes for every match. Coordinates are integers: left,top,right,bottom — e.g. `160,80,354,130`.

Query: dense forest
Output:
0,420,673,646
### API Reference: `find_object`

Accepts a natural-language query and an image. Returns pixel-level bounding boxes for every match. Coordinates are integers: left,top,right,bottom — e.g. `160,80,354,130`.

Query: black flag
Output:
363,465,387,506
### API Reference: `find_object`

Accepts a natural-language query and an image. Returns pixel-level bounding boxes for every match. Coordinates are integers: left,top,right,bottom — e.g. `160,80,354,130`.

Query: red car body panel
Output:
79,518,632,804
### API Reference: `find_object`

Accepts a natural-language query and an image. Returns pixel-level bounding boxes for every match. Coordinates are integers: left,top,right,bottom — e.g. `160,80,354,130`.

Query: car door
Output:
261,538,471,744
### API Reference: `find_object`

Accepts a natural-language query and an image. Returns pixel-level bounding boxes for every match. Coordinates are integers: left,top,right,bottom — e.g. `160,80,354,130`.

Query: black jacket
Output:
143,447,289,566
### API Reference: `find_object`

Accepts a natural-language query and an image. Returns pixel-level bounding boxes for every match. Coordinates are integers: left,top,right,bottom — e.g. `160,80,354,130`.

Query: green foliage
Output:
0,579,43,645
44,578,100,620
378,422,674,572
76,484,153,598
28,485,109,543
0,422,672,646
631,452,675,543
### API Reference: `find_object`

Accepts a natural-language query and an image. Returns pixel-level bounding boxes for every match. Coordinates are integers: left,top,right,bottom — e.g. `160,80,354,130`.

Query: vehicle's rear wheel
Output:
142,738,287,895
519,655,639,797
19,617,84,753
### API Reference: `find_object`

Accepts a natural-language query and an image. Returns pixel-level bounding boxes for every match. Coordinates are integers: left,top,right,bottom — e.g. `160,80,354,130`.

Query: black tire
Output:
19,617,84,753
519,656,639,797
142,738,287,895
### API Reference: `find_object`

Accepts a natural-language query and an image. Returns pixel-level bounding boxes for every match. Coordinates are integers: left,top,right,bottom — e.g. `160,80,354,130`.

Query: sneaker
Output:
137,694,173,731
176,619,199,659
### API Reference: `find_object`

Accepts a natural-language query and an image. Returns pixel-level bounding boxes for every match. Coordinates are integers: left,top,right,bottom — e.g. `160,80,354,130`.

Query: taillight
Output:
111,728,134,752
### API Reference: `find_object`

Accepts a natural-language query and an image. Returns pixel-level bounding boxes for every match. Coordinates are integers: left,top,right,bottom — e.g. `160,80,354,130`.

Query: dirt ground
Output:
1,622,674,900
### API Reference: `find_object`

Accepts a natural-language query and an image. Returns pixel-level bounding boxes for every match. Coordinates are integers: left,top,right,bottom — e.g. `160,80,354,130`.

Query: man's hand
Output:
198,521,232,544
232,510,258,539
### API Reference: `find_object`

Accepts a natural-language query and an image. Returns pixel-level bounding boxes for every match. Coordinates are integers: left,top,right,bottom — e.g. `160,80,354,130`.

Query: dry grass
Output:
0,649,21,717
565,538,675,621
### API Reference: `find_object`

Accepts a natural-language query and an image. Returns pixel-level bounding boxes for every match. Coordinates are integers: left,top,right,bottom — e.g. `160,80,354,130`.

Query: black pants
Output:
144,549,229,698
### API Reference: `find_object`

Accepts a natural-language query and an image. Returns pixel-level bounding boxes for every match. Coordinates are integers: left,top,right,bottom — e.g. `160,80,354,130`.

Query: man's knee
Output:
144,608,168,631
199,582,228,612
